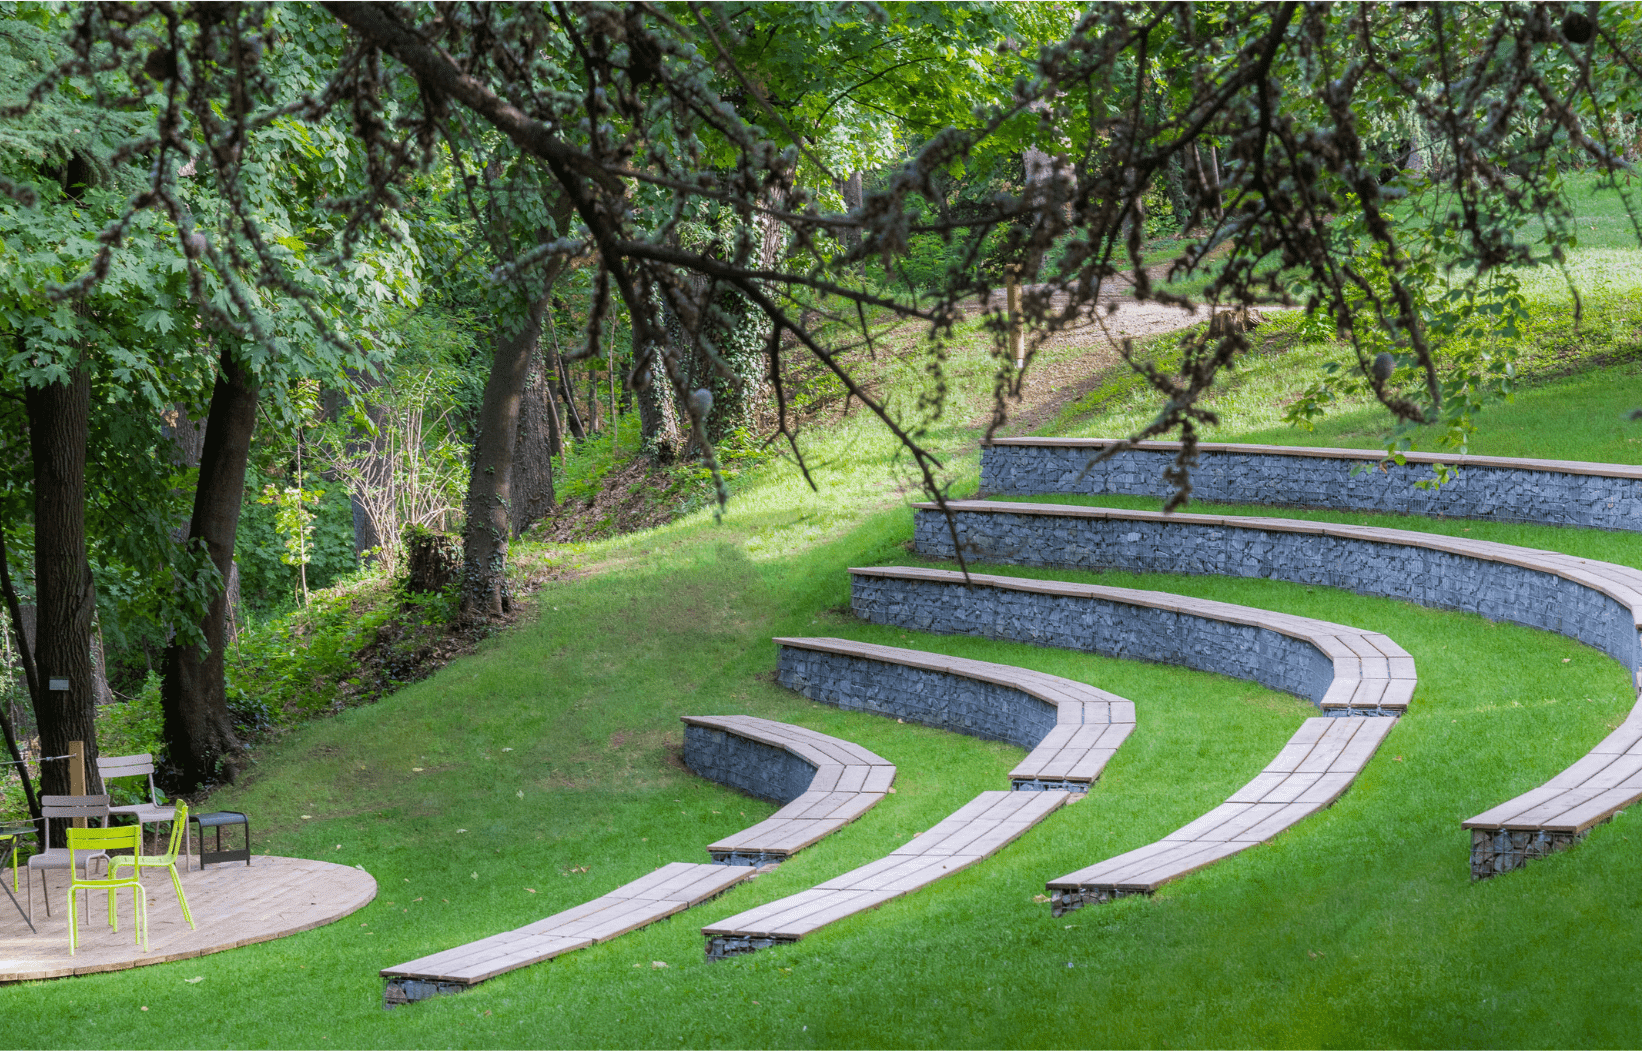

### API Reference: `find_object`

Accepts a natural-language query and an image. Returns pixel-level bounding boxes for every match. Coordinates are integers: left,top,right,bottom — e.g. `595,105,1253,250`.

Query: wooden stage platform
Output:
0,855,376,982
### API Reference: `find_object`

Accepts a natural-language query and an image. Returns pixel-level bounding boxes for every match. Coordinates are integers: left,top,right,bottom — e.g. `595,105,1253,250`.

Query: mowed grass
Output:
7,498,1641,1049
12,194,1642,1045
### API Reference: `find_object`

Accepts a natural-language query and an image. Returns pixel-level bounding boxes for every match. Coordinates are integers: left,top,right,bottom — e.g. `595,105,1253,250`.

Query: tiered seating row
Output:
682,715,894,864
697,640,1142,959
1048,717,1396,913
382,717,892,1003
703,791,1068,958
1464,680,1642,878
912,501,1642,674
383,863,752,991
850,567,1414,715
775,637,1136,789
912,499,1642,878
981,437,1642,532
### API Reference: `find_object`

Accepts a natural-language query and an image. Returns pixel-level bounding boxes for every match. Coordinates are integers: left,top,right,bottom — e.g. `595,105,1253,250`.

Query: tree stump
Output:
404,528,461,594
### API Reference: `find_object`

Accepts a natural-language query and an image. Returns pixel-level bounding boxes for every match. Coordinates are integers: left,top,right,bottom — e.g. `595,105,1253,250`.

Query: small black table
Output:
190,810,252,868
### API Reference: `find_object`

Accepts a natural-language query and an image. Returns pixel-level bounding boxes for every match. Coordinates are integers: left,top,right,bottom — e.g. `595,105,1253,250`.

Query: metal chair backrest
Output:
96,754,159,804
40,795,109,846
154,801,188,863
66,824,139,877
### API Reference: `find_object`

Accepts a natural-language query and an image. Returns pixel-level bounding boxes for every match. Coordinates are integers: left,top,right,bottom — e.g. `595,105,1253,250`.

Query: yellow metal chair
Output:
110,802,193,930
65,825,147,955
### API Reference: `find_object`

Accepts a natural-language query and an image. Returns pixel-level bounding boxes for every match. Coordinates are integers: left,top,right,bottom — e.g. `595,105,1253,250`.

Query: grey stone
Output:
912,507,1642,674
981,443,1642,533
776,647,1059,750
850,573,1338,707
683,725,817,807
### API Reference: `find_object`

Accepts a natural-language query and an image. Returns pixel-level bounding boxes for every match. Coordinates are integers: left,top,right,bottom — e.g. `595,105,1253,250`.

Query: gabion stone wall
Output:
980,439,1642,532
848,572,1337,706
775,645,1059,750
912,504,1642,674
683,724,816,806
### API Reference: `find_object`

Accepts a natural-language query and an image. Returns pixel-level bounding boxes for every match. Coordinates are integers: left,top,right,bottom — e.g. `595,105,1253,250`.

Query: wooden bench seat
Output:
383,862,752,991
384,716,892,1003
911,498,1642,878
1463,681,1642,878
703,791,1069,956
1047,716,1397,913
681,715,895,864
774,637,1136,790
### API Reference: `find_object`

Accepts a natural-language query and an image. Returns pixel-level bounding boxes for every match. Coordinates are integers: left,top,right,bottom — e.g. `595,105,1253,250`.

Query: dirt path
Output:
967,289,1263,436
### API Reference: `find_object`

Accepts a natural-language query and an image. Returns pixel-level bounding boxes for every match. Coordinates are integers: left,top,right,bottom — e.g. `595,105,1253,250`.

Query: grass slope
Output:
12,201,1642,1046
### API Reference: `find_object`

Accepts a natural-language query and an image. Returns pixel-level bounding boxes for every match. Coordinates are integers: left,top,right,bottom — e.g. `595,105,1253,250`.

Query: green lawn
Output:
11,193,1642,1046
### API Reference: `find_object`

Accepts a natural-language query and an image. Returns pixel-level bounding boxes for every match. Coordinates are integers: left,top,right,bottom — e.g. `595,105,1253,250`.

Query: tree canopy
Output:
2,0,1641,793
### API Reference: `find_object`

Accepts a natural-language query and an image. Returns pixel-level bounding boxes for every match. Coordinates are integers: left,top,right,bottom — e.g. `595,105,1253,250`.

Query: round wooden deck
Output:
0,855,376,982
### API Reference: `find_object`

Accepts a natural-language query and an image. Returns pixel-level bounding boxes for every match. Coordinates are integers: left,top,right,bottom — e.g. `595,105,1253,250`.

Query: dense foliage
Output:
0,1,1639,796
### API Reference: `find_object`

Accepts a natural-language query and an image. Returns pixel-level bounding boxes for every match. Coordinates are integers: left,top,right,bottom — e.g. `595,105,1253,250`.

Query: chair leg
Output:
66,887,76,956
136,885,148,952
168,864,195,929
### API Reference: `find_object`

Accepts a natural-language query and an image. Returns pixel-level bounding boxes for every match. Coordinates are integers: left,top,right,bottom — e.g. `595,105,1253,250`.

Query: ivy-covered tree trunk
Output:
25,364,103,811
160,346,258,791
461,286,554,619
638,302,685,462
511,339,556,539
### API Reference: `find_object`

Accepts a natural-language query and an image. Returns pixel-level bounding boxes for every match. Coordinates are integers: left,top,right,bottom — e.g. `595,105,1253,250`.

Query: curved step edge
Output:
774,637,1136,790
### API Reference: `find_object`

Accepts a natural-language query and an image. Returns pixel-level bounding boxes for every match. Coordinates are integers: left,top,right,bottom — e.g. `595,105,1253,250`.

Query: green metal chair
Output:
110,801,193,930
65,824,147,955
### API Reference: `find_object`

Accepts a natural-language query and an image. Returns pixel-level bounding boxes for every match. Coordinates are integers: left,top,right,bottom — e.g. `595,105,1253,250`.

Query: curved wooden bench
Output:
911,501,1642,674
703,791,1070,959
1047,716,1396,913
682,715,895,864
699,640,1140,957
774,637,1136,790
981,437,1642,532
850,567,1415,716
384,717,890,1004
912,499,1642,876
383,862,753,1003
1463,680,1642,879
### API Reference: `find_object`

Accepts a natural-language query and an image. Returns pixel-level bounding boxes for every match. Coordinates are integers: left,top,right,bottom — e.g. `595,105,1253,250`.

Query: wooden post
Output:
1006,266,1024,368
67,740,86,827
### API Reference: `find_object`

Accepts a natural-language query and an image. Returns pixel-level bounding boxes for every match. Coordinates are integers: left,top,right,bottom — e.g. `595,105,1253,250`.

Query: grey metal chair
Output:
27,795,110,923
98,753,188,869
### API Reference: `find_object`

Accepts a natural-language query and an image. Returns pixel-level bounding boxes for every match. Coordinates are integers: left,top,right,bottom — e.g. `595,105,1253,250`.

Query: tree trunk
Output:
511,336,557,539
165,399,244,636
841,169,863,249
160,345,259,792
0,524,42,834
461,288,553,619
1006,266,1024,367
25,364,103,817
321,374,386,565
545,306,586,442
